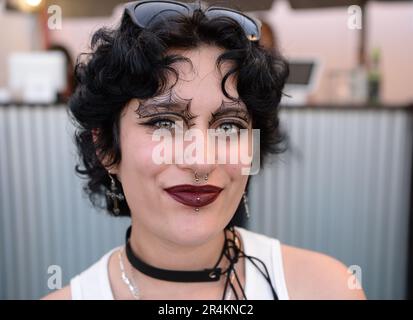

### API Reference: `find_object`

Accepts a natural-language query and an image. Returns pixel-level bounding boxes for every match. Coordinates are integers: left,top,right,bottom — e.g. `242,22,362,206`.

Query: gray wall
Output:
249,107,413,299
0,105,411,299
0,106,130,299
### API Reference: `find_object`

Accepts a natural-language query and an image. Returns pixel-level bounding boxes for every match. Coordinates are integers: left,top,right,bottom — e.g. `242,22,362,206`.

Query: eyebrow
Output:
135,92,250,123
137,101,193,115
209,101,251,124
135,91,196,119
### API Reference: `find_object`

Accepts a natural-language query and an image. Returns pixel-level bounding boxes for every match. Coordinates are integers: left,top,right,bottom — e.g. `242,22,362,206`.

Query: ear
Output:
92,128,119,174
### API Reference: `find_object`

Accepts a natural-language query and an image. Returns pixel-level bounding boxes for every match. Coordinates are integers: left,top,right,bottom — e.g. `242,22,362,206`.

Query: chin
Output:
167,216,223,246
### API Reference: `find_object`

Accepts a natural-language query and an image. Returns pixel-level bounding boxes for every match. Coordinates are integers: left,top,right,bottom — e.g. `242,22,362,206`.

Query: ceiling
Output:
6,0,411,17
6,0,276,16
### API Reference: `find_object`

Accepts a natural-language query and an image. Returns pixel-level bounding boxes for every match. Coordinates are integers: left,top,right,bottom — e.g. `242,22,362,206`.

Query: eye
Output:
141,117,182,132
215,122,246,135
152,119,176,130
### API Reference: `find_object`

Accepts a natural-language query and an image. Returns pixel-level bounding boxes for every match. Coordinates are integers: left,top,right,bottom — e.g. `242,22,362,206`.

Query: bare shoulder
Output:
41,285,72,300
280,244,366,300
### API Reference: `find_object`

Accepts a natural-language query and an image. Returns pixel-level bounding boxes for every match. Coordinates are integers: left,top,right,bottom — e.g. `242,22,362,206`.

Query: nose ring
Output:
194,171,208,182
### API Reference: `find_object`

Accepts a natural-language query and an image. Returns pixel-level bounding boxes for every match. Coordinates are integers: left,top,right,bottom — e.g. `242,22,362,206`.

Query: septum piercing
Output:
194,171,208,182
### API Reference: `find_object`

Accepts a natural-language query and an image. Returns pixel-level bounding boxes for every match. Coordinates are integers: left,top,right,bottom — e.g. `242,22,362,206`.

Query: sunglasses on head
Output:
124,0,262,42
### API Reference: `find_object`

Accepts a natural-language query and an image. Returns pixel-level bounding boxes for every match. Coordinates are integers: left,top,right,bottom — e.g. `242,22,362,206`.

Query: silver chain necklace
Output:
118,247,239,300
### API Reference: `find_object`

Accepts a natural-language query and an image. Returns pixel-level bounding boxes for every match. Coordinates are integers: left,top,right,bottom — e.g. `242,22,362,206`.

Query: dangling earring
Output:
106,172,125,216
243,192,250,219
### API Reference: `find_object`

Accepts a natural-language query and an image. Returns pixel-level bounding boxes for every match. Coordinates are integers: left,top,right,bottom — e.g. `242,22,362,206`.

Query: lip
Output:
163,184,224,208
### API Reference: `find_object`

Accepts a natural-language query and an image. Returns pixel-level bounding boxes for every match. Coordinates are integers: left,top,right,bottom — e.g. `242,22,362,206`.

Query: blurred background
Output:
0,0,412,299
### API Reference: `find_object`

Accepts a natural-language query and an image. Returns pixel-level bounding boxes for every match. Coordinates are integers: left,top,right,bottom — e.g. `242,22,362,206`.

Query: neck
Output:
128,222,232,273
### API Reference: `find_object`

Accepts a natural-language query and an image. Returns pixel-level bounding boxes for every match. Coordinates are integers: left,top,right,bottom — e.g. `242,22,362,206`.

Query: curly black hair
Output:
69,2,289,220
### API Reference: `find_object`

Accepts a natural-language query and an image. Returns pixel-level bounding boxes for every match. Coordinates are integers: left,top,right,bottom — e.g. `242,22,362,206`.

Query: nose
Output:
175,124,218,182
183,163,216,182
176,163,217,184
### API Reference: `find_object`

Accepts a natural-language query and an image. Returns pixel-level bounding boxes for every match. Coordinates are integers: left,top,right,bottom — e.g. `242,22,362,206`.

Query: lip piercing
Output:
194,196,201,212
193,172,209,213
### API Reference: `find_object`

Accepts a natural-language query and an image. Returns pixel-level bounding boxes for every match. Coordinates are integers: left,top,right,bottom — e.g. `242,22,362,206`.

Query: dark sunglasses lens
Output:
134,2,190,27
207,9,260,41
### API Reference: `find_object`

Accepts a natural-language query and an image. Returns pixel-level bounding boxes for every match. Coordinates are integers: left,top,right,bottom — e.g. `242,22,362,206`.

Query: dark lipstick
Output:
164,184,224,208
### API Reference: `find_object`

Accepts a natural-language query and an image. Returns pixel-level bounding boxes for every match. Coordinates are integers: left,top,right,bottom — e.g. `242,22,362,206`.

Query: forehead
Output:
133,45,245,117
162,45,238,99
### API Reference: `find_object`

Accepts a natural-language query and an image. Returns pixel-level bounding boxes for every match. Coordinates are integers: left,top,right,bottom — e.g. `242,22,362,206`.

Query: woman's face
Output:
114,44,253,246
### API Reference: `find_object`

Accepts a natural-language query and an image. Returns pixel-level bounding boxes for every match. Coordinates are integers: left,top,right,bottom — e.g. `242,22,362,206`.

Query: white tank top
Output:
70,226,290,300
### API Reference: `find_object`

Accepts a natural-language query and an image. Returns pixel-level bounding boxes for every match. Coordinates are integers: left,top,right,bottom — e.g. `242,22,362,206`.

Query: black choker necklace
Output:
124,225,280,300
124,226,238,283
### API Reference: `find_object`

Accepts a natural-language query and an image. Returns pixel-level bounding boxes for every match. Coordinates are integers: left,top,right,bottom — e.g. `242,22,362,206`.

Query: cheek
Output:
224,163,244,179
220,165,249,217
118,126,165,186
223,163,249,195
219,131,254,176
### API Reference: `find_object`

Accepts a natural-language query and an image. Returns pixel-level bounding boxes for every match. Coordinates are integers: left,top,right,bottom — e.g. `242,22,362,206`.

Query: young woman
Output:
44,0,366,300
